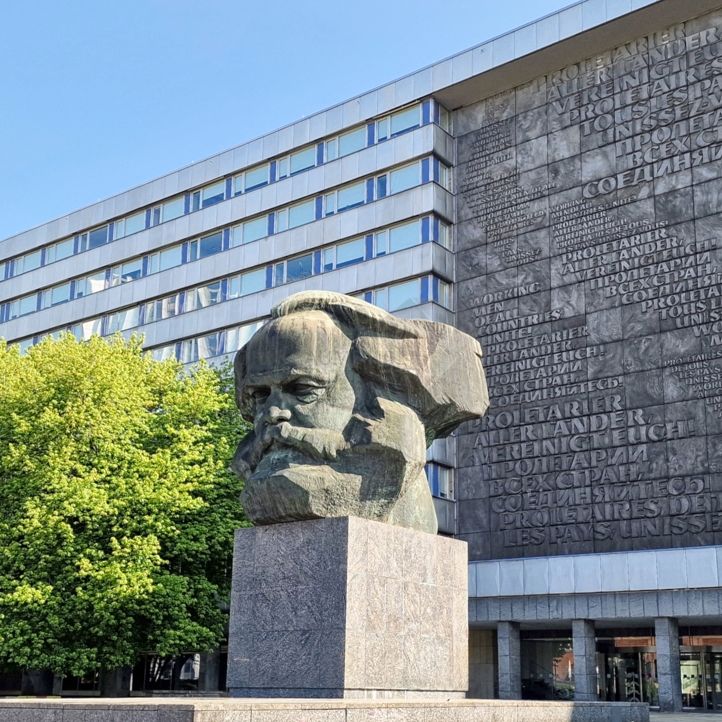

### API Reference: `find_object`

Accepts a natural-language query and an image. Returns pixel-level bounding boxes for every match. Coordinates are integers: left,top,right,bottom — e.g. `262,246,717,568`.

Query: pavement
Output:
651,713,722,721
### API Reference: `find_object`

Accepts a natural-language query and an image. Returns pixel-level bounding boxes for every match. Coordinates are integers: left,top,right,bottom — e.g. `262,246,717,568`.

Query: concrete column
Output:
497,621,521,699
655,617,683,712
572,619,598,701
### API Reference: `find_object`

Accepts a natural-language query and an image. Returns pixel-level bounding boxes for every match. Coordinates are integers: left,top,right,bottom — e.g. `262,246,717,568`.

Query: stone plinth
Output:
0,698,651,722
227,516,468,698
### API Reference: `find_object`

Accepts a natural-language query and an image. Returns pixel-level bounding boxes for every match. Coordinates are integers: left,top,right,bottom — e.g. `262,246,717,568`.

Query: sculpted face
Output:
232,291,489,534
240,311,356,464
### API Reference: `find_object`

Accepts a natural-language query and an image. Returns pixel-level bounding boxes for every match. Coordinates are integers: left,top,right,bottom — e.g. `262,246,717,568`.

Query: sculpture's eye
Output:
250,387,270,407
286,380,323,403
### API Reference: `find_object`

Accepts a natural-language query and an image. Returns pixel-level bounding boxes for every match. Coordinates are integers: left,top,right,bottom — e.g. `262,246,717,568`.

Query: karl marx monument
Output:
226,290,489,698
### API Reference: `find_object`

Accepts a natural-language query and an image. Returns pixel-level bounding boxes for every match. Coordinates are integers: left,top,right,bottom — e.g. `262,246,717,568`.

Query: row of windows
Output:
13,274,451,359
1,157,450,324
2,100,452,281
9,215,449,348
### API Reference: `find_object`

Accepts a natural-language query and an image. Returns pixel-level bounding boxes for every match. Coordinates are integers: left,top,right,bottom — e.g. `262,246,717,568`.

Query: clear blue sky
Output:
0,0,568,241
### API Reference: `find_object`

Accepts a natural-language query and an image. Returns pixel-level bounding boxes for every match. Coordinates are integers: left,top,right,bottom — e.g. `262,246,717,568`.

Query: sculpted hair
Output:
235,291,489,441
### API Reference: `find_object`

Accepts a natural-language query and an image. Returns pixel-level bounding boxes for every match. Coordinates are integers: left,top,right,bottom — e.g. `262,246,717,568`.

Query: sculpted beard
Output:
231,419,360,480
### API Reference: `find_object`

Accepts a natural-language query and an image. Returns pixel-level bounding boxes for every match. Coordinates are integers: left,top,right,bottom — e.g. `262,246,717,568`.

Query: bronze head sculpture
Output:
232,291,488,534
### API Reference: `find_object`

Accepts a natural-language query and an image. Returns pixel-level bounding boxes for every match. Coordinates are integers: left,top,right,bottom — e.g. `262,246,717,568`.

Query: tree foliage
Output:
0,335,249,677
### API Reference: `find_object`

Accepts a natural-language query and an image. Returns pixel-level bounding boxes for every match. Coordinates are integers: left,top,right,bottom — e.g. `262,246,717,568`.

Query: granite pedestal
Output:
226,516,468,698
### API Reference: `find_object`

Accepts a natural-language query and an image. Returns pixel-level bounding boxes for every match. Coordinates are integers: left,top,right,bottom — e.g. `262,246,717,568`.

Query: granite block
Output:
227,517,468,698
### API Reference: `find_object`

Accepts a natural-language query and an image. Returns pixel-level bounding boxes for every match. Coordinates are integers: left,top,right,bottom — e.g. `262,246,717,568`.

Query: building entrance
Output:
680,650,722,710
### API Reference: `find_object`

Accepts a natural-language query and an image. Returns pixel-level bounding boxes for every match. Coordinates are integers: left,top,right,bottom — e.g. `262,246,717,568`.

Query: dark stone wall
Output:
454,8,722,561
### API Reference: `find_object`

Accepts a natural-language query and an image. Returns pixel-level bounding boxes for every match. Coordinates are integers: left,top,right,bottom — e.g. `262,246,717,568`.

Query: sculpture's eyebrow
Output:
244,369,332,387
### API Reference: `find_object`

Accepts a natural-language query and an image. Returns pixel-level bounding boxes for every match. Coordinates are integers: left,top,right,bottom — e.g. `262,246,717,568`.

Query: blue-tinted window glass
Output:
290,146,316,174
124,211,146,235
240,268,266,296
107,307,139,333
120,259,143,283
201,180,225,208
46,238,73,264
240,216,268,245
389,221,420,252
390,105,420,136
286,254,313,283
195,232,223,260
244,164,270,191
336,238,365,268
159,245,182,271
338,127,366,156
389,164,419,193
14,249,42,275
161,196,185,222
48,282,71,307
323,247,336,272
194,281,222,308
388,279,421,311
376,175,387,198
88,225,109,250
274,263,285,286
288,200,315,228
337,181,365,212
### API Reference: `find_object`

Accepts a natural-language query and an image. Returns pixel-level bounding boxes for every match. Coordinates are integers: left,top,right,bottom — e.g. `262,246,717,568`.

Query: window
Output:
286,253,313,283
107,307,139,334
186,281,222,311
145,293,180,323
290,146,316,175
239,164,270,193
389,163,419,194
323,247,336,272
45,238,73,264
76,271,106,297
436,279,451,309
232,215,268,246
438,104,451,133
283,199,315,229
159,196,185,223
339,126,366,156
226,321,264,351
438,221,451,249
42,282,71,308
115,210,146,239
148,244,183,274
112,258,143,285
13,249,42,275
17,337,36,354
426,462,454,499
181,332,221,363
70,318,102,341
437,161,451,191
390,105,421,136
192,180,225,211
239,268,266,296
9,293,38,319
151,344,177,361
388,279,421,311
336,181,365,212
189,231,223,261
336,237,365,268
376,103,421,141
389,220,420,253
82,225,109,251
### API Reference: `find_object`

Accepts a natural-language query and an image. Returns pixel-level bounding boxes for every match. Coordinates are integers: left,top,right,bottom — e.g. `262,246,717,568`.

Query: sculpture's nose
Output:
264,404,291,425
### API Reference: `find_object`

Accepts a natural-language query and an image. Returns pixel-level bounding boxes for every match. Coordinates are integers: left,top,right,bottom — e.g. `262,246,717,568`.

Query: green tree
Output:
0,334,249,680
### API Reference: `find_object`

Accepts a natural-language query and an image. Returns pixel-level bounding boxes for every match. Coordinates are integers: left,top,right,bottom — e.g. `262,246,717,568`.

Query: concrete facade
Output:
3,0,722,706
